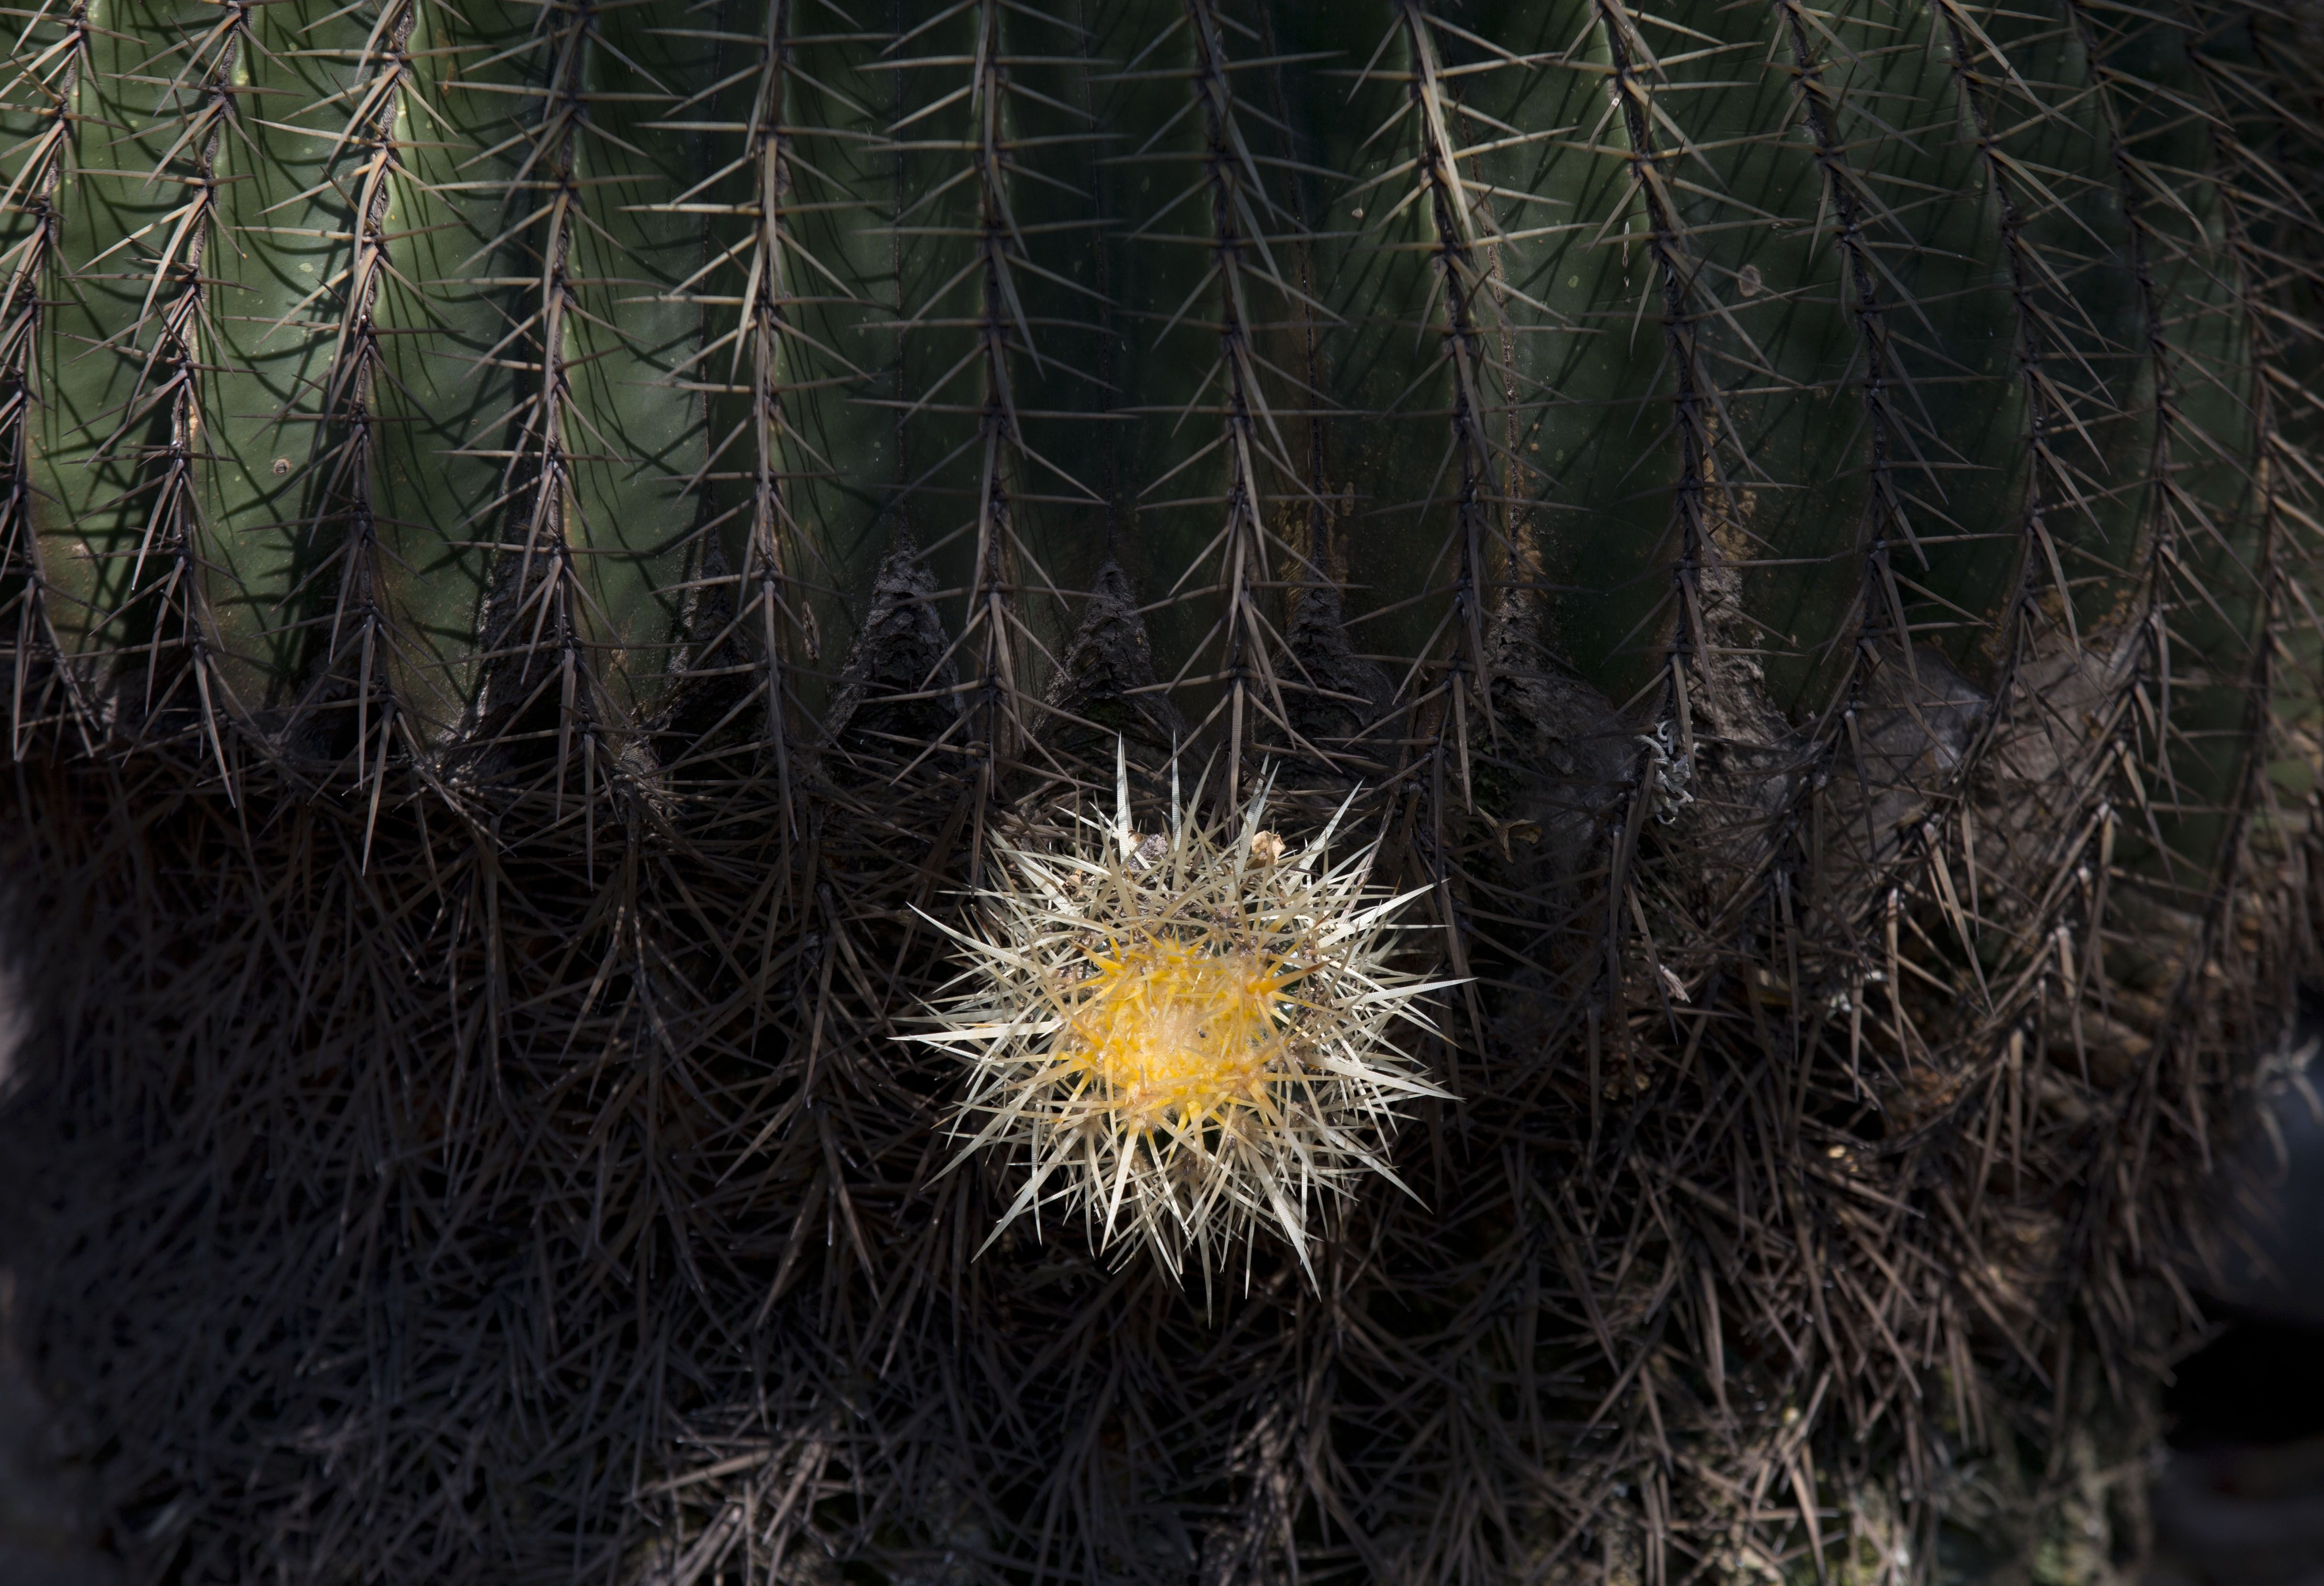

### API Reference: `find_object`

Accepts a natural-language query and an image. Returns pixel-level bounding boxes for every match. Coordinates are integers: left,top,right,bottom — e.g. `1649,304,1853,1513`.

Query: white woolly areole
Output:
908,748,1458,1289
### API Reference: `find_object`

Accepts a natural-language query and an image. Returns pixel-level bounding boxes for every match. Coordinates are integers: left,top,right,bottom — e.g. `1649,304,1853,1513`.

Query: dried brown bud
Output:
1249,831,1285,866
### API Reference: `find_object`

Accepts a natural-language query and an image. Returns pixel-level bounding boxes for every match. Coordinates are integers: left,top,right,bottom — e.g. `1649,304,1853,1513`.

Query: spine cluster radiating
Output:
914,754,1454,1286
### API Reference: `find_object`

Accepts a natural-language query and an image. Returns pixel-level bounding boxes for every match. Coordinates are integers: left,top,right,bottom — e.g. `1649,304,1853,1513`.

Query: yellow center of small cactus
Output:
1064,937,1294,1130
922,761,1452,1282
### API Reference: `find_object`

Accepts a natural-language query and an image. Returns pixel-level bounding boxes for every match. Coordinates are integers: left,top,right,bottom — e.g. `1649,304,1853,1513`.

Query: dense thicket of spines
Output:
1,0,2320,1582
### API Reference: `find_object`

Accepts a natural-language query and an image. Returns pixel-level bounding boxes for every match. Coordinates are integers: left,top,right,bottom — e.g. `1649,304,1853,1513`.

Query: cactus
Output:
1,0,2320,1581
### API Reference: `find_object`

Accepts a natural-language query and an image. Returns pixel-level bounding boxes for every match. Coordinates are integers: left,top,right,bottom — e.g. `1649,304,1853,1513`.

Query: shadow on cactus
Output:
0,0,2322,1583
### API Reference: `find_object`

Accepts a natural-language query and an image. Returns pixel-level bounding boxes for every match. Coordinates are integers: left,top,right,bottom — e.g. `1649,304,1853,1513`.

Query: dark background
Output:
4,994,2324,1586
2149,995,2324,1586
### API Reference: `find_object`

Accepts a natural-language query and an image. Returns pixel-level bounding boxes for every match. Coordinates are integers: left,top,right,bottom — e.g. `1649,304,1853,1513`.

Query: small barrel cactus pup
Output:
914,746,1457,1288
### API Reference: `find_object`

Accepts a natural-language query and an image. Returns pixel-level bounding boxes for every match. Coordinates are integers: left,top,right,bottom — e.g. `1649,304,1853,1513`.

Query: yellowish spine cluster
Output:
910,749,1456,1288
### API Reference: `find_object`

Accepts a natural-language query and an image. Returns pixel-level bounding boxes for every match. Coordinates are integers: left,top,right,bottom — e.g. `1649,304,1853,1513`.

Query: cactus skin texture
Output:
1,0,2321,1582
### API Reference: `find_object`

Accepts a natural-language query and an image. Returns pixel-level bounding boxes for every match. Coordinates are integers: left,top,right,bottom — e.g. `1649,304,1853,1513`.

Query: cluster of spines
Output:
916,757,1453,1288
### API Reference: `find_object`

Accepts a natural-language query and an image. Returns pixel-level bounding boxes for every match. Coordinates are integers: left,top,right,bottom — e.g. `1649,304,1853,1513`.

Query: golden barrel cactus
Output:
1,0,2321,1580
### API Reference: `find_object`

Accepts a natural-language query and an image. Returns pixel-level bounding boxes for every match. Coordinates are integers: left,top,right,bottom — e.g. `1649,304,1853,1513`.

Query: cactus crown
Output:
916,746,1455,1287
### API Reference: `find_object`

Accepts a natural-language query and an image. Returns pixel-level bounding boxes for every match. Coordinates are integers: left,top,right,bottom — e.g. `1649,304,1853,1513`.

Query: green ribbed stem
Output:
6,0,2292,829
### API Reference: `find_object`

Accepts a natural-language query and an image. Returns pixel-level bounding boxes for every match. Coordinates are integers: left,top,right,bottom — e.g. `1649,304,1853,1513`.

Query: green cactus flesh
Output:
5,0,2297,798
